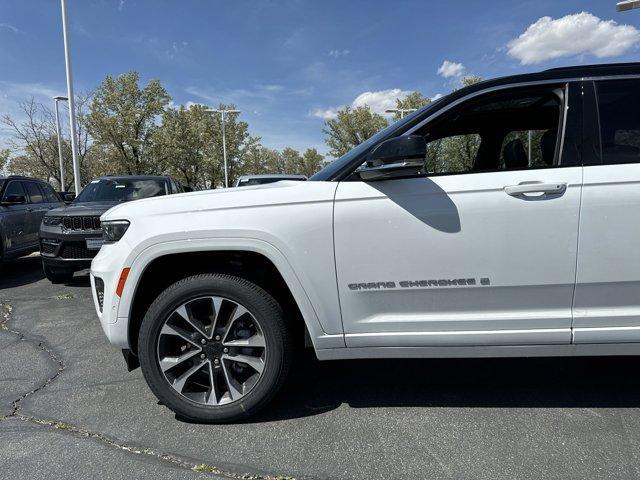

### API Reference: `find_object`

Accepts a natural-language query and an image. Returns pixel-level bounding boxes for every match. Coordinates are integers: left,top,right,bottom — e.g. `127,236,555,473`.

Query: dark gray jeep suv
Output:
0,176,65,264
40,175,184,283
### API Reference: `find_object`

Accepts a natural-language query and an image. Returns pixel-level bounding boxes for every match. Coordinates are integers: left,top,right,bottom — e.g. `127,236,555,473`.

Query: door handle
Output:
504,182,567,197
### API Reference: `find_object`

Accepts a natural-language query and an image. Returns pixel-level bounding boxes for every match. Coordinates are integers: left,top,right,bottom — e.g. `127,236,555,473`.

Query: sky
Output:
1,0,639,157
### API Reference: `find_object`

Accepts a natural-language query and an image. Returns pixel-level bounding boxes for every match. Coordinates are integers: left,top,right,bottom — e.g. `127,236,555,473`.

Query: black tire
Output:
43,264,74,284
138,274,292,423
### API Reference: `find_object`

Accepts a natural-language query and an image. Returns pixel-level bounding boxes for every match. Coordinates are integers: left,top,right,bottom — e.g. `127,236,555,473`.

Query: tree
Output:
1,92,105,190
241,146,278,177
86,71,170,175
300,148,324,176
1,98,73,190
202,103,260,187
461,75,483,88
0,149,9,174
393,92,431,121
154,104,212,188
323,105,388,158
280,147,302,174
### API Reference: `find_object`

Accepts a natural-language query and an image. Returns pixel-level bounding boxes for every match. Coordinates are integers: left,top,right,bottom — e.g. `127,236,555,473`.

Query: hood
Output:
46,201,119,217
102,180,335,221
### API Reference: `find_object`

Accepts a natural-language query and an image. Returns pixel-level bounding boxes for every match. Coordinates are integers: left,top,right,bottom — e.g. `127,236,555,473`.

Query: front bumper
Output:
90,240,132,349
40,223,102,272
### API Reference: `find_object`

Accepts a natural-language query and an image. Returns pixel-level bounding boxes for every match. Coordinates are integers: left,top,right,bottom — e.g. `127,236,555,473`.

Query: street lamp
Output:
204,108,241,188
60,0,81,194
53,95,68,190
617,0,640,11
385,108,417,119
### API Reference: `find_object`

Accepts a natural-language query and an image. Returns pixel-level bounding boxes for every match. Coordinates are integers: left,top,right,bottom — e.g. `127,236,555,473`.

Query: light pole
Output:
385,108,417,119
617,0,640,11
53,95,68,190
60,0,81,194
204,108,241,188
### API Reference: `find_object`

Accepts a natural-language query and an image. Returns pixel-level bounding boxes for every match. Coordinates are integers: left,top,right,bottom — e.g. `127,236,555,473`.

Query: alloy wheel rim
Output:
156,296,266,406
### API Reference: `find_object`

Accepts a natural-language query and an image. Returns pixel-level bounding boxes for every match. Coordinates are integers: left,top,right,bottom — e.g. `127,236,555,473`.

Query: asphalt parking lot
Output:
3,255,640,480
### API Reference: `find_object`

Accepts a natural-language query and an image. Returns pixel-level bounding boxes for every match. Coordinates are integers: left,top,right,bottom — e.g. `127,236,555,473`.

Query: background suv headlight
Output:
102,220,130,243
42,216,62,226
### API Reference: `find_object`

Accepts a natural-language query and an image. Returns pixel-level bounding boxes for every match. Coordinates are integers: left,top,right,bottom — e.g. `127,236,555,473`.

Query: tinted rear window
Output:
596,79,640,165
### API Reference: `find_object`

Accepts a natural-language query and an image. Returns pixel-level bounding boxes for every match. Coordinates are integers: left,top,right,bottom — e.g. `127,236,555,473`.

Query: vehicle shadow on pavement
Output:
0,256,45,289
243,353,640,423
0,256,91,289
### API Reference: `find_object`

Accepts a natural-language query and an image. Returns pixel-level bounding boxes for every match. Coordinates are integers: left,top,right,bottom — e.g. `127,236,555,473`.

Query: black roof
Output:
450,62,640,103
0,175,50,183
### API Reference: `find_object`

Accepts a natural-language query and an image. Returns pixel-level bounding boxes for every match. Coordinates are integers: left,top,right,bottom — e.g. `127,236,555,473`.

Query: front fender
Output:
117,236,345,350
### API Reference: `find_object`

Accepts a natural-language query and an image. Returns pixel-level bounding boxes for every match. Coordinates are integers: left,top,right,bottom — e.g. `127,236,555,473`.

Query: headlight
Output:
42,216,62,226
102,220,130,243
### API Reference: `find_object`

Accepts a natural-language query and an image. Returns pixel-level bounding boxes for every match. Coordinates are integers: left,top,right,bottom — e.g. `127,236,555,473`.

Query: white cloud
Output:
0,23,19,34
352,88,412,114
259,84,284,92
328,49,350,58
437,60,466,78
507,11,640,65
310,88,413,120
310,107,339,120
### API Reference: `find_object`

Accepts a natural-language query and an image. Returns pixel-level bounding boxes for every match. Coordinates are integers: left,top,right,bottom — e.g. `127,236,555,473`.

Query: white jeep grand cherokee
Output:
91,63,640,422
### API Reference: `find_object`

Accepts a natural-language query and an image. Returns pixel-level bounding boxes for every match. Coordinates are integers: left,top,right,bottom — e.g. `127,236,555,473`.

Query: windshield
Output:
74,178,169,203
310,97,445,181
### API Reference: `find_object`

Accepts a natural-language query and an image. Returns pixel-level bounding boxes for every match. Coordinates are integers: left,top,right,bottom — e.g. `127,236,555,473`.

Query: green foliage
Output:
323,105,389,158
204,104,261,187
86,71,171,175
460,75,483,88
426,134,481,174
154,104,212,188
300,148,325,176
393,91,431,120
0,149,9,173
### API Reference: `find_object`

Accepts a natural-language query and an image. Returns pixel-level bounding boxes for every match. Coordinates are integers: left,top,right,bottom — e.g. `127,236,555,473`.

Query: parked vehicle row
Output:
0,173,303,277
39,175,184,283
90,62,640,423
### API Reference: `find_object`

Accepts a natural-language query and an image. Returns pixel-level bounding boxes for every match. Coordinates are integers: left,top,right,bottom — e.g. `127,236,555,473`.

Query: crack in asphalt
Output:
0,301,294,480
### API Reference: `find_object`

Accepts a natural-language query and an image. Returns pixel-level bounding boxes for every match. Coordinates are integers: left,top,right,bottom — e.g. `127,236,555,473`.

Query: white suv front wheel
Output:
138,274,292,423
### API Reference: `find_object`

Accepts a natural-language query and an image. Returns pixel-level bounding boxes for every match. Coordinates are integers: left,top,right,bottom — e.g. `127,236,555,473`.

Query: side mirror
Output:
182,186,193,192
1,195,27,206
358,135,426,181
63,193,76,202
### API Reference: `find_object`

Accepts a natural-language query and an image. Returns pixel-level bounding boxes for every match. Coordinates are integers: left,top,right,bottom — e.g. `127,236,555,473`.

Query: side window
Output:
499,130,557,169
41,183,61,203
425,134,480,174
596,79,640,165
25,182,45,203
420,85,564,176
2,181,26,201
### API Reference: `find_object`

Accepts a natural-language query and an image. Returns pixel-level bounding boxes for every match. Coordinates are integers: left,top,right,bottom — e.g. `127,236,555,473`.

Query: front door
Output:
334,82,583,348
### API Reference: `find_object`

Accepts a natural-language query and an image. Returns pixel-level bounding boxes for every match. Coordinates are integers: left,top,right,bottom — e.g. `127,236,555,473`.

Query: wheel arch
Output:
121,239,336,355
